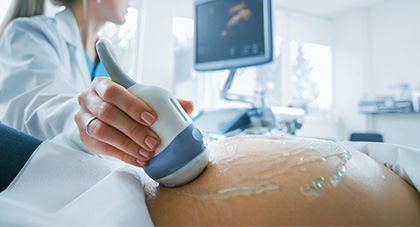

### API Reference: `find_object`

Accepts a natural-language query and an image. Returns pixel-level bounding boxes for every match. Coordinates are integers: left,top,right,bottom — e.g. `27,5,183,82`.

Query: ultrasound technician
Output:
0,0,193,167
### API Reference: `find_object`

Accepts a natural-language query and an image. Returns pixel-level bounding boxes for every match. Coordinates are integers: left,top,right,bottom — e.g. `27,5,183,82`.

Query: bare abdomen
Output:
146,136,420,225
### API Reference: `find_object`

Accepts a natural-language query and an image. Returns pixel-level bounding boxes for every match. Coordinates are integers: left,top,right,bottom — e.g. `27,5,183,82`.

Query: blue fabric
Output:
84,50,108,81
0,124,42,192
349,133,384,142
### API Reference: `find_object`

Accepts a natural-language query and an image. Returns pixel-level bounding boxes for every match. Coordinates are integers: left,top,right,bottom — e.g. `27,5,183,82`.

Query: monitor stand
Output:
217,69,275,134
193,69,304,136
220,69,265,108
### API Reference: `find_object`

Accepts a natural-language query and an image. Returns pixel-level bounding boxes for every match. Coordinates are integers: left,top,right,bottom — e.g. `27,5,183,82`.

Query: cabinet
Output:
365,112,420,148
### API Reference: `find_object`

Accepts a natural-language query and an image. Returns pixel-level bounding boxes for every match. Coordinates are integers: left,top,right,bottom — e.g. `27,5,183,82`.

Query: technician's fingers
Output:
78,88,159,152
74,111,154,167
76,78,194,168
178,99,194,115
84,135,147,167
92,78,157,126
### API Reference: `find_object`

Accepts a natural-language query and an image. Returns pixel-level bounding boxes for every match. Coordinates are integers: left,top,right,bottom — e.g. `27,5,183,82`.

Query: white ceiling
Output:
273,0,386,18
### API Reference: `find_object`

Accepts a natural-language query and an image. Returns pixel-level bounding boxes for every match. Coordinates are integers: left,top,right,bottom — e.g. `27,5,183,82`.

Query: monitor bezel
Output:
194,0,273,71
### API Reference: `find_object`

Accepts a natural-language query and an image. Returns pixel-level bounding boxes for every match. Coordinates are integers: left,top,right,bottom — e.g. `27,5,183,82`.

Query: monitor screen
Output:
194,0,272,71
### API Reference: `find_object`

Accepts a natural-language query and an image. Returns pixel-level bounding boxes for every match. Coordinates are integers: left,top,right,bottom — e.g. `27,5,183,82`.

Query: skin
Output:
146,135,420,226
72,0,130,61
71,0,194,168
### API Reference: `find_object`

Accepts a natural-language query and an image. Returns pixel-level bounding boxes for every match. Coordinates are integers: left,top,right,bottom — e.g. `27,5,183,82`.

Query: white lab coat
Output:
0,8,90,148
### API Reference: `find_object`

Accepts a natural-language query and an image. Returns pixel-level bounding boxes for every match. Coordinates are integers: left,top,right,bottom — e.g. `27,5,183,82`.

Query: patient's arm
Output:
145,135,420,226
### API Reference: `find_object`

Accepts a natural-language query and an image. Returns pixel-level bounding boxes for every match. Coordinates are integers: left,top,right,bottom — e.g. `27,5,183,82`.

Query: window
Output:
172,17,194,84
171,7,333,117
277,11,333,117
289,40,332,115
98,7,139,76
0,0,12,24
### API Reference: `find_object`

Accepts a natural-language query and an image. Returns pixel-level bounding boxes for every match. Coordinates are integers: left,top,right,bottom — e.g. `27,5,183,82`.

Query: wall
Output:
135,0,175,90
135,0,195,91
332,0,420,147
0,0,12,23
331,10,369,141
369,0,420,95
368,0,420,148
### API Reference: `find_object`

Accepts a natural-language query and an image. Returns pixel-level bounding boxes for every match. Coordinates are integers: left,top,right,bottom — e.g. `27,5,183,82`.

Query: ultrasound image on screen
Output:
196,0,265,64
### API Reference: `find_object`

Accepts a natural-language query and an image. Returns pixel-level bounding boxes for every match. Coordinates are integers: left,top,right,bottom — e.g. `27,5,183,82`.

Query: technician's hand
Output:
74,77,194,168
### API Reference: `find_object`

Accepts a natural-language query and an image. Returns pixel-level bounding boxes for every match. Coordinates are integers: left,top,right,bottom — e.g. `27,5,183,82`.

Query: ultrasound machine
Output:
192,0,303,136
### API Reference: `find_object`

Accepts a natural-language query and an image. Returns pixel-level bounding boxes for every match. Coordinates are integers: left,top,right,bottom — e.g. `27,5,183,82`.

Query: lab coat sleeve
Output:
0,18,87,151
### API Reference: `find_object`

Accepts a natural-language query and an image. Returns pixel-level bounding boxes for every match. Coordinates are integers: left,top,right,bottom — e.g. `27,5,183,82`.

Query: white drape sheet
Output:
0,135,153,226
339,141,420,193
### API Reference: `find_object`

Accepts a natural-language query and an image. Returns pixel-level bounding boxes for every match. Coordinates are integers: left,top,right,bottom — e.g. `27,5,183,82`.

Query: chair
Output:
349,133,384,142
